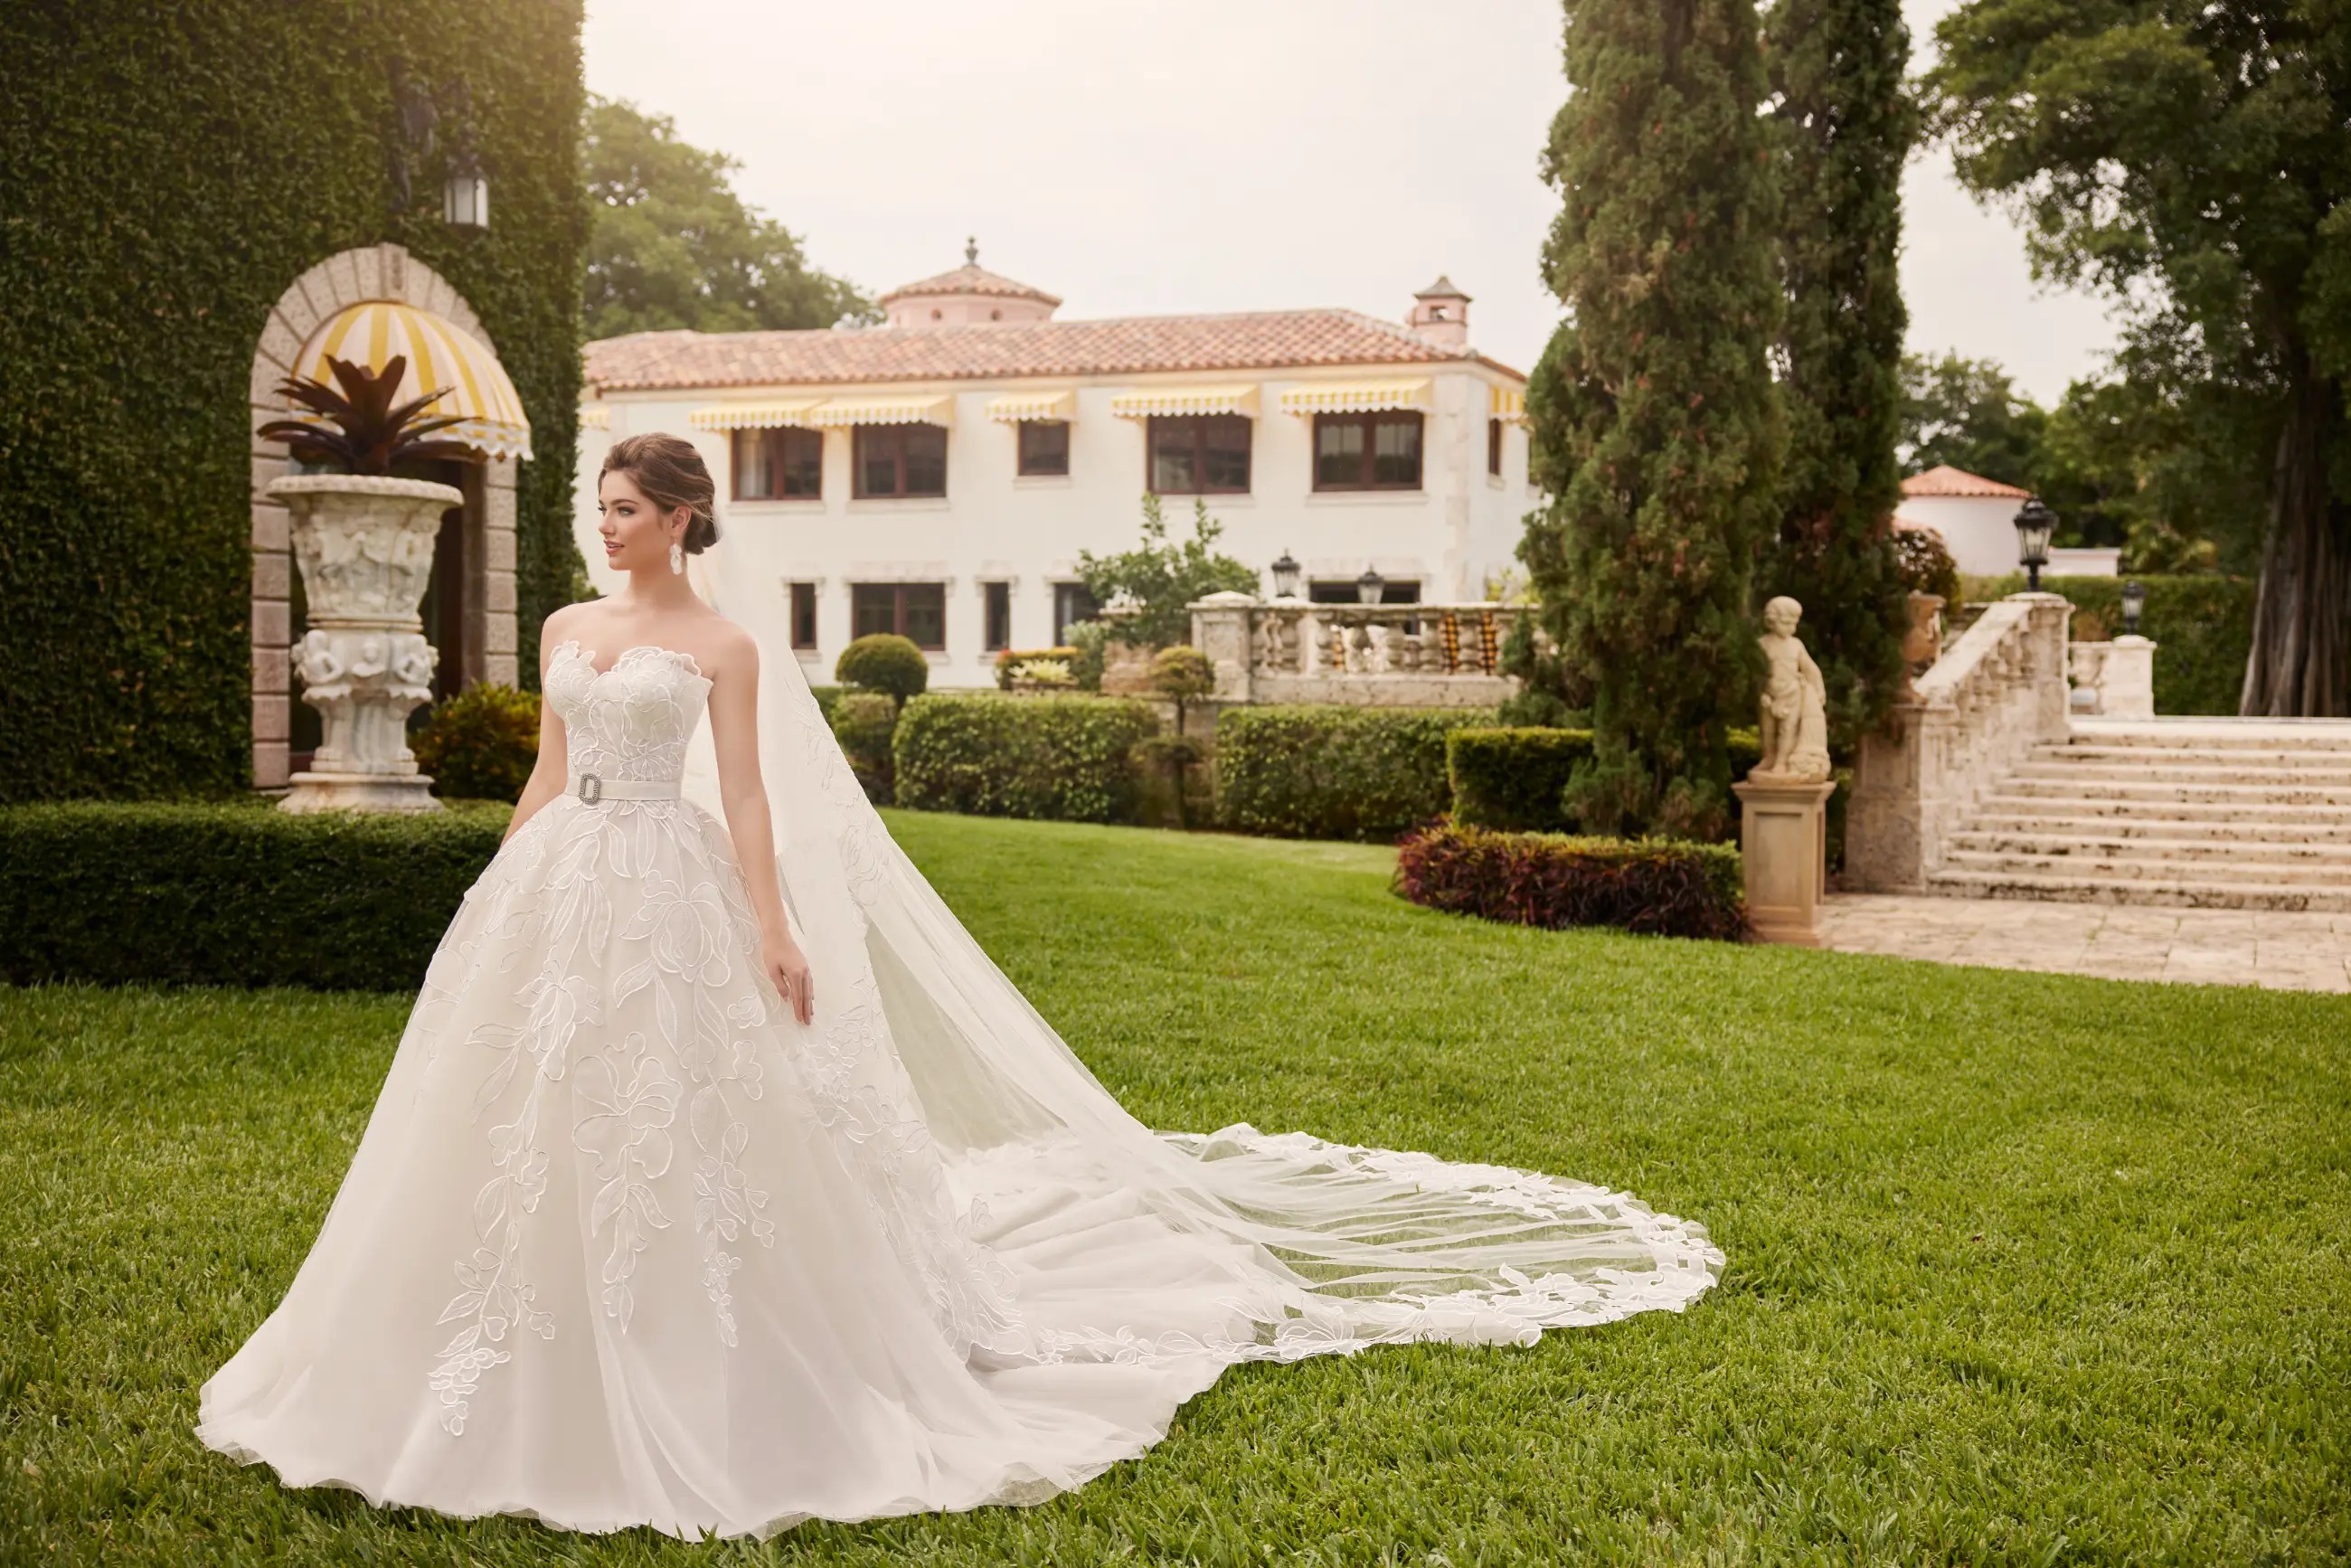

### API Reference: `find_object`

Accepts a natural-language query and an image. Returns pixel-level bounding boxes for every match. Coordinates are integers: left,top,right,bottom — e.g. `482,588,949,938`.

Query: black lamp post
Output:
1356,565,1384,606
2013,496,2055,591
2120,578,2147,637
1270,548,1300,599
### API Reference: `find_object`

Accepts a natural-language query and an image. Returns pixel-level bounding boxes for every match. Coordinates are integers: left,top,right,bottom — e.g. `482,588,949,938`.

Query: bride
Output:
198,432,1722,1540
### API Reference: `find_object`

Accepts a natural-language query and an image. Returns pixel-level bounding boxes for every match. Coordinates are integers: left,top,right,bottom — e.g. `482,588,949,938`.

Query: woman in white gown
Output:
197,433,1722,1540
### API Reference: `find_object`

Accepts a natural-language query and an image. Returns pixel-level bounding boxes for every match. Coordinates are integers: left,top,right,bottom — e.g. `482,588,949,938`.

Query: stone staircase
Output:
1930,719,2351,912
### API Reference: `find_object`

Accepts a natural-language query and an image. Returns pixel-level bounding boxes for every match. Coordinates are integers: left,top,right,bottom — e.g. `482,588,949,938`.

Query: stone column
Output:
480,457,521,686
1188,590,1259,704
2099,635,2157,719
1733,778,1836,945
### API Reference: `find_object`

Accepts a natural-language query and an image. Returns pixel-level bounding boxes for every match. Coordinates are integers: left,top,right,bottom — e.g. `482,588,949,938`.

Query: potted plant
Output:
260,354,475,813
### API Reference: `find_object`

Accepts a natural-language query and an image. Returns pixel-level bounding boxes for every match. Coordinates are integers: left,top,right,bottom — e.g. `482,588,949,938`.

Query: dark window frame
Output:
852,423,949,499
1311,411,1424,492
982,581,1013,651
788,581,818,650
849,581,948,650
1487,417,1504,477
1016,420,1070,477
732,427,825,501
1147,413,1252,496
1052,581,1102,645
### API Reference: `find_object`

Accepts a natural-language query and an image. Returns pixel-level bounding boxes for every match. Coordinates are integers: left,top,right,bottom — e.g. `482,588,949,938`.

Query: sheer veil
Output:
675,584,1721,1371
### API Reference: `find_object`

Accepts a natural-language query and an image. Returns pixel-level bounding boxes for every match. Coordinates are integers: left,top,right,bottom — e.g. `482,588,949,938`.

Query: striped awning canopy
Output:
1490,385,1527,424
292,300,533,461
689,400,821,431
1109,385,1260,420
987,390,1076,423
1278,379,1431,417
804,393,956,428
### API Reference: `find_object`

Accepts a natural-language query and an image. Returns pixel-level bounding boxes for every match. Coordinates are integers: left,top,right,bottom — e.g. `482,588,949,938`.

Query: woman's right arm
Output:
501,621,574,845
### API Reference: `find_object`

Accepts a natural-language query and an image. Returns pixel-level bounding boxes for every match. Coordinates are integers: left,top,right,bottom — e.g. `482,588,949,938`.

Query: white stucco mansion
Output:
576,247,1534,685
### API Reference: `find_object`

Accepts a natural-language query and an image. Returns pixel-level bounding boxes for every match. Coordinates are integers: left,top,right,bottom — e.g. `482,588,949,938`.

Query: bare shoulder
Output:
699,617,761,684
538,600,595,660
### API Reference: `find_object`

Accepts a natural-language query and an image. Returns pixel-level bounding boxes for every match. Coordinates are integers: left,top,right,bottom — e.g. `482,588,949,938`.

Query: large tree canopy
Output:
1760,0,1913,751
583,97,871,341
1924,0,2351,713
1520,0,1785,840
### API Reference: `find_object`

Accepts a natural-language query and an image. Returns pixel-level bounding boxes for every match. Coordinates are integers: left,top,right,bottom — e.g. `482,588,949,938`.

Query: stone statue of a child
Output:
1754,596,1832,784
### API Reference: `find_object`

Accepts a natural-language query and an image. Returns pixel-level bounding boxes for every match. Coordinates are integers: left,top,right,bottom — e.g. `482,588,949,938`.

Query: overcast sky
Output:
582,0,2120,405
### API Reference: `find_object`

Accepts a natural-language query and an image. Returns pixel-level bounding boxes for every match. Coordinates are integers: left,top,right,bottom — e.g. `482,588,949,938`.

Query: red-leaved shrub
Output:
1394,825,1747,941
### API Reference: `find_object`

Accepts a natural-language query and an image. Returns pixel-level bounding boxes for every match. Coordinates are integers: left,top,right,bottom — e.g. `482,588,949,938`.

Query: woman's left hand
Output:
764,934,814,1025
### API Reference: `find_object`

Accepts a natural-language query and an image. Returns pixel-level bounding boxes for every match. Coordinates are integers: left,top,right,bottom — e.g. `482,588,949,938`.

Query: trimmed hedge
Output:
836,635,930,702
1448,726,1767,836
0,800,510,989
1216,706,1497,841
1962,574,2255,715
1394,825,1748,941
413,683,539,802
830,691,900,805
1,4,588,801
893,694,1159,824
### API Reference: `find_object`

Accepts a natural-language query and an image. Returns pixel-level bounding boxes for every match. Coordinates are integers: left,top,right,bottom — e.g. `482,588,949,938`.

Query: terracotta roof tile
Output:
877,262,1061,307
584,309,1507,392
1901,463,2033,499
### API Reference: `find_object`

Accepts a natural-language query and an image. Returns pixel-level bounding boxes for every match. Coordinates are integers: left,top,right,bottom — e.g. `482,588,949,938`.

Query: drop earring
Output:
668,540,685,575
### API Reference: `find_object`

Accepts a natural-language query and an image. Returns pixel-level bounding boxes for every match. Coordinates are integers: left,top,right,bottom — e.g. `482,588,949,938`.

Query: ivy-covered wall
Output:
0,2,589,802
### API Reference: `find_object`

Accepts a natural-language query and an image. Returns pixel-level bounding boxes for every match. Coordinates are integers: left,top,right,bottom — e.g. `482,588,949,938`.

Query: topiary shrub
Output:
1394,824,1747,941
836,634,930,704
1449,728,1594,831
807,685,846,726
1064,620,1110,692
893,694,1159,824
1961,573,2255,715
0,799,511,988
1215,705,1496,841
412,683,540,802
830,691,901,805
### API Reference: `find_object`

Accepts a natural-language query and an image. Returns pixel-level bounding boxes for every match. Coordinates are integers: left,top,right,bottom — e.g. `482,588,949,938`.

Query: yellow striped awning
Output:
292,299,532,461
987,390,1076,423
1109,385,1260,420
1490,385,1527,424
803,393,956,428
689,400,822,431
581,405,611,431
1278,379,1431,417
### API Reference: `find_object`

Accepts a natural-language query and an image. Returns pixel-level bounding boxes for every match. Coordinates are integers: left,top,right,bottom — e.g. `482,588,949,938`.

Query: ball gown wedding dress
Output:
196,609,1722,1541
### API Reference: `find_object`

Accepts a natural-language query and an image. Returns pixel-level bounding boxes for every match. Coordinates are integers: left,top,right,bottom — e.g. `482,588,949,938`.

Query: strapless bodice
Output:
543,639,711,783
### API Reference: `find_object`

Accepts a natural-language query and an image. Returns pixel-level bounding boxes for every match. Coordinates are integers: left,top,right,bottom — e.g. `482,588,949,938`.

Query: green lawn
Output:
3,811,2346,1564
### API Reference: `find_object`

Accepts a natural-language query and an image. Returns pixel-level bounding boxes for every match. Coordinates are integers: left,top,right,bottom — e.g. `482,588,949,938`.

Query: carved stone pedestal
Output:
1732,778,1836,946
268,474,458,815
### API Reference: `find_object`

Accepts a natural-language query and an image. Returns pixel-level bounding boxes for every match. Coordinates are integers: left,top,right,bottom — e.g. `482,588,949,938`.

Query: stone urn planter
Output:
267,474,459,813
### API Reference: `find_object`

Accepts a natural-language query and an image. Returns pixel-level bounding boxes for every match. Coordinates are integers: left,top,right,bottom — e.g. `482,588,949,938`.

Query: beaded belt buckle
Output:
575,772,603,805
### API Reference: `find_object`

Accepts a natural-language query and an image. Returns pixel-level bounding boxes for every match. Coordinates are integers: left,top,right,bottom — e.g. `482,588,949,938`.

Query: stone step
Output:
1944,829,2351,865
1925,867,2351,913
1974,794,2351,827
2023,753,2351,786
1963,810,2351,845
1996,776,2351,808
2064,719,2351,752
2038,742,2351,773
1940,847,2351,888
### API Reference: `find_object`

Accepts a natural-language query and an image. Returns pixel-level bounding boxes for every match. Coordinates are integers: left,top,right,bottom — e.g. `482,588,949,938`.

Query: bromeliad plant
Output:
260,354,476,475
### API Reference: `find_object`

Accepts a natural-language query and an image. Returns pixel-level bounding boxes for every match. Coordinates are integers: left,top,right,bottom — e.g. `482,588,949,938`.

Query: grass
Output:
2,810,2346,1564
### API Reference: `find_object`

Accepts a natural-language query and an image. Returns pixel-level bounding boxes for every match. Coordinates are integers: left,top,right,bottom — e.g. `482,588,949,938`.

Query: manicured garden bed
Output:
2,812,2343,1563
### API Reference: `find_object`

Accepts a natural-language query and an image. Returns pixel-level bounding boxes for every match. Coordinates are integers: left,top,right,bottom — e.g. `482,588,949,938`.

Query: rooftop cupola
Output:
1407,275,1471,350
879,239,1062,327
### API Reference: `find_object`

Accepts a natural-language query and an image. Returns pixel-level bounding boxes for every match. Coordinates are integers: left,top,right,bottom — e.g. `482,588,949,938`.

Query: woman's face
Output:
597,468,687,574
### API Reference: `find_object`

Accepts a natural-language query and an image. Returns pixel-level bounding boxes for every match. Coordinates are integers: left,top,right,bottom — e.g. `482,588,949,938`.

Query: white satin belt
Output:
568,771,683,803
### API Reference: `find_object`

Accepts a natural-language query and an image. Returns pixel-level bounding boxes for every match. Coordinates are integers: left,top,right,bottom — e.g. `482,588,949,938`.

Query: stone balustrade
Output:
1847,592,2074,889
2067,635,2157,719
1187,591,1525,707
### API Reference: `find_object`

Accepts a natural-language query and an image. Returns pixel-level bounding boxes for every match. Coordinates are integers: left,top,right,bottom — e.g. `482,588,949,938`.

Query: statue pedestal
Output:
1732,778,1836,946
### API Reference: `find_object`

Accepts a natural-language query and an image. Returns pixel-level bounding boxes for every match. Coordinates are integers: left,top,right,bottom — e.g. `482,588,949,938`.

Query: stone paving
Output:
1811,894,2351,993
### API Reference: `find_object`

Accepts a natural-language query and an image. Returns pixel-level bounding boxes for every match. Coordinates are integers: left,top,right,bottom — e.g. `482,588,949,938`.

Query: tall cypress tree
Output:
1521,0,1786,840
1760,0,1915,751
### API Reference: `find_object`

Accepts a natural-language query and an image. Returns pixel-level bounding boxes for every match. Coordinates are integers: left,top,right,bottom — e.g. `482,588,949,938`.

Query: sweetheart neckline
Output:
552,638,713,686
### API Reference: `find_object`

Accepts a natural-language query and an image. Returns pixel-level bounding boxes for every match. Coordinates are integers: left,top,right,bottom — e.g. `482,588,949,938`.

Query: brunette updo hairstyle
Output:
600,432,721,553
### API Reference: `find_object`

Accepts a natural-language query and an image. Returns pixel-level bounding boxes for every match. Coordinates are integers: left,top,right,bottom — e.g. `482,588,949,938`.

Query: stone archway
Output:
245,243,521,791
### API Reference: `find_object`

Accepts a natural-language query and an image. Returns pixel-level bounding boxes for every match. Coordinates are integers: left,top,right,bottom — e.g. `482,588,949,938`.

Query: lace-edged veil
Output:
675,579,1719,1363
